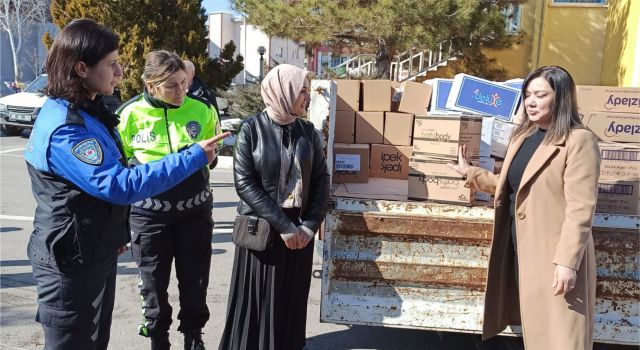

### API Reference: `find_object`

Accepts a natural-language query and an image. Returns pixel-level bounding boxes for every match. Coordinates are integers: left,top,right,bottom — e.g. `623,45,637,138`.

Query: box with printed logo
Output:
426,79,456,114
335,80,361,111
370,144,412,179
596,179,639,215
577,85,640,114
445,74,521,121
581,111,640,143
384,112,414,146
598,141,640,181
332,143,369,183
412,114,483,161
407,160,474,205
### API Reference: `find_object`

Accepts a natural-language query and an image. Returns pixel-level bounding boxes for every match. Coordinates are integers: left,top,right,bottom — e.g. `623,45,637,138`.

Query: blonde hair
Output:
142,50,185,87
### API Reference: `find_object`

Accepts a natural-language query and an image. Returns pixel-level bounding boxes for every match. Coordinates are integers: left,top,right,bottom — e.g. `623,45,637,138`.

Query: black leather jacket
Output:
234,111,330,233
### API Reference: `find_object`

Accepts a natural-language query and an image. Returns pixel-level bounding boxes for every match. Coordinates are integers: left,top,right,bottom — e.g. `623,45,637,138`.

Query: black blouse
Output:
506,127,546,250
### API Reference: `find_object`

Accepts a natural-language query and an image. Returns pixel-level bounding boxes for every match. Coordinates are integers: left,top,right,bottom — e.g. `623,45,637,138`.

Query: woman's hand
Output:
447,144,471,177
283,232,310,250
552,264,577,295
117,245,127,255
197,132,231,164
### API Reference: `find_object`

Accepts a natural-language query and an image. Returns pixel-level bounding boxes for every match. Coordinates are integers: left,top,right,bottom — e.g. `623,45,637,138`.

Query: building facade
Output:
207,12,305,84
487,0,639,86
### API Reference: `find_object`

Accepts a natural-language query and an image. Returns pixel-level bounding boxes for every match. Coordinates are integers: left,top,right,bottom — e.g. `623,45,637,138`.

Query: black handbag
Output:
232,215,272,251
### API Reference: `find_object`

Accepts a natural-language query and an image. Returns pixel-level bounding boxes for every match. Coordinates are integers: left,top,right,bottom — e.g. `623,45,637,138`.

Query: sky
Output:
202,0,234,14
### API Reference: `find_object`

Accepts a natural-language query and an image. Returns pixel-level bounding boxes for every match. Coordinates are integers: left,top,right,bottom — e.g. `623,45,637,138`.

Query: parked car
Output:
0,74,48,136
0,74,122,136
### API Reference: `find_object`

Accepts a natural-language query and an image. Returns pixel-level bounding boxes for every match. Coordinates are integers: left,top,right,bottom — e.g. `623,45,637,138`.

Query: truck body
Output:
308,80,639,346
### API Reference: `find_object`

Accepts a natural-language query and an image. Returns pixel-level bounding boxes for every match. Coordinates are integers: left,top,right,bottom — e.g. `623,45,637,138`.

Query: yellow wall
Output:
425,0,636,86
537,0,608,85
600,0,640,87
485,0,537,79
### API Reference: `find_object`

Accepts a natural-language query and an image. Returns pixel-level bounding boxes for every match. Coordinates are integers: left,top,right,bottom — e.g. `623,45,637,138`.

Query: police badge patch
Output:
72,138,103,165
186,121,201,140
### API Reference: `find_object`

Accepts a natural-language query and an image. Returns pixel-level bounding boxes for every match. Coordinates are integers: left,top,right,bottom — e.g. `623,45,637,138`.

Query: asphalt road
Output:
0,130,630,350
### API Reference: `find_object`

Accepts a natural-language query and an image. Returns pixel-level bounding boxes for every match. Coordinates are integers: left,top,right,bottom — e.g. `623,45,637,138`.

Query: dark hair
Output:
512,66,583,144
142,50,185,87
44,19,119,104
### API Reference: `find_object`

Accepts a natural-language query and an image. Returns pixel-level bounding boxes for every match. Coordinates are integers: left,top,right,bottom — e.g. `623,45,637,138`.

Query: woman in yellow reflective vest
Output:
117,50,225,350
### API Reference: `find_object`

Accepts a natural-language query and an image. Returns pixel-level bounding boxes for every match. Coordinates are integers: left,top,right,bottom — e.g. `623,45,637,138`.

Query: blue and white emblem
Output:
186,121,201,140
72,138,103,165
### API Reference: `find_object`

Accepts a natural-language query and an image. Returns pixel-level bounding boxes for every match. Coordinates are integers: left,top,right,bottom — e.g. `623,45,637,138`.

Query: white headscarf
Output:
261,64,310,125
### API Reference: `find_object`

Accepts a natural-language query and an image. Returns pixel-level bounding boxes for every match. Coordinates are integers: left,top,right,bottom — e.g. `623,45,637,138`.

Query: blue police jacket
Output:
24,98,209,269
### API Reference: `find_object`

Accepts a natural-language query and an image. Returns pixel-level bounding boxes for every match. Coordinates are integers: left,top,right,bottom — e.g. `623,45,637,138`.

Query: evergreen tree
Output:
48,0,243,99
233,0,524,79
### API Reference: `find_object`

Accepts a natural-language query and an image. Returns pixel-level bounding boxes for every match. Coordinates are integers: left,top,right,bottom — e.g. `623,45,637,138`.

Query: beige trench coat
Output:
466,128,600,350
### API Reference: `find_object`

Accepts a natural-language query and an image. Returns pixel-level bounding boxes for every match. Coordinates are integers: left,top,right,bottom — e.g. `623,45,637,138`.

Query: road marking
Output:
0,147,25,154
0,215,34,222
0,154,24,158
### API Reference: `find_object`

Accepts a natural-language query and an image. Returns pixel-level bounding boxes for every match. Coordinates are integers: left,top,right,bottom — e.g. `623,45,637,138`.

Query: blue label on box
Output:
454,76,520,120
435,80,453,111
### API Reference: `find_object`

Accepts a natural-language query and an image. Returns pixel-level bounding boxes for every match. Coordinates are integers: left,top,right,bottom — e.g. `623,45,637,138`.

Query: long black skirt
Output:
218,209,314,350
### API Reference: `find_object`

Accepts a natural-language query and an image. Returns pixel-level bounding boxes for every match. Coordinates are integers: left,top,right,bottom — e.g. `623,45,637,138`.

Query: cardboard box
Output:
581,111,640,143
408,160,474,205
577,85,640,114
335,80,361,111
445,73,521,121
480,117,494,158
412,114,483,161
491,119,517,159
370,144,412,179
362,80,394,111
598,141,640,180
332,178,408,201
475,157,496,202
427,79,456,114
397,81,433,114
334,111,356,143
332,143,369,183
596,179,639,215
355,111,384,144
384,112,414,146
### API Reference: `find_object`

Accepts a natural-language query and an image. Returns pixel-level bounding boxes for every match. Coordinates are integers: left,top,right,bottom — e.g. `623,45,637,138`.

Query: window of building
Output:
552,0,607,4
503,4,521,34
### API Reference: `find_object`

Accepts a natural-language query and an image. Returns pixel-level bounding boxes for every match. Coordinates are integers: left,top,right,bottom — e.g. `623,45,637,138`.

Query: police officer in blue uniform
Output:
23,19,228,350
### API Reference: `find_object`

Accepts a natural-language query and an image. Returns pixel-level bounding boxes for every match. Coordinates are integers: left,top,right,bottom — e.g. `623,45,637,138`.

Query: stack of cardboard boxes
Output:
331,77,639,215
332,80,431,186
408,74,522,205
577,86,640,216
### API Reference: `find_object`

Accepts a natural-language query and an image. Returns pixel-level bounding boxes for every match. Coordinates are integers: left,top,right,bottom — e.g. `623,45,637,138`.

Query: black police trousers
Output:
131,207,213,337
31,252,118,350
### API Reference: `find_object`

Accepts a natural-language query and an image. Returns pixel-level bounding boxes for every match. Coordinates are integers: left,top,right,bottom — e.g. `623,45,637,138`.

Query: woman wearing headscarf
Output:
218,64,330,350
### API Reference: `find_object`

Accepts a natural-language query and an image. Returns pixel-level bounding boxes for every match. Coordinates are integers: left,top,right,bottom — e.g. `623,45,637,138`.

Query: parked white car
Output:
0,74,48,136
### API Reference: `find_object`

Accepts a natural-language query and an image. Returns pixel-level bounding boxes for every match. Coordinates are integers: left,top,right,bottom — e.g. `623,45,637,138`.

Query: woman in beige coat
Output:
449,66,600,349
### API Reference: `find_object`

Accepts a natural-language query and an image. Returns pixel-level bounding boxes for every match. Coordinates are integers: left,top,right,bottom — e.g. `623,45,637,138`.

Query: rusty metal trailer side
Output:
319,198,639,345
